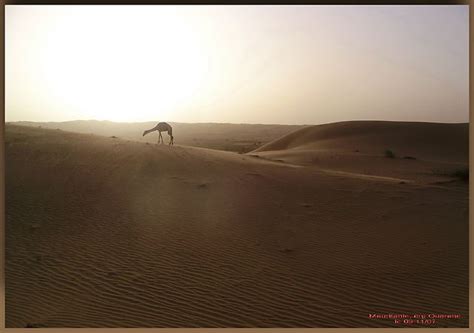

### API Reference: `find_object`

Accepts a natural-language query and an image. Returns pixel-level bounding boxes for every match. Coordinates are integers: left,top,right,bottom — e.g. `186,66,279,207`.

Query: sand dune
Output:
6,123,468,327
251,121,468,184
254,121,468,160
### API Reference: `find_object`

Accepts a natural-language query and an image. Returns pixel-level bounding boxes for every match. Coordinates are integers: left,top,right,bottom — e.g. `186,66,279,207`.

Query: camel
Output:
143,122,174,145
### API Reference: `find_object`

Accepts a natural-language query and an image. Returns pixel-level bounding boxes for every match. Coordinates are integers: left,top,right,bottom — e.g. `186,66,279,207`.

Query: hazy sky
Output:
6,5,469,124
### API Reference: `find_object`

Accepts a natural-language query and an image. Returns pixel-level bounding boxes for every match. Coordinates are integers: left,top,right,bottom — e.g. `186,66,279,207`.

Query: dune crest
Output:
250,121,468,184
254,121,468,161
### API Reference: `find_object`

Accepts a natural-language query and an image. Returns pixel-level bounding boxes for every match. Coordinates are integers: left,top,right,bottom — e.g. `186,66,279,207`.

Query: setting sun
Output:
8,6,213,122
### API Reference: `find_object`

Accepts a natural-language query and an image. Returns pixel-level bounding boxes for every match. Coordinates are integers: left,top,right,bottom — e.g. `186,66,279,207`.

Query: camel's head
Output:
142,130,147,137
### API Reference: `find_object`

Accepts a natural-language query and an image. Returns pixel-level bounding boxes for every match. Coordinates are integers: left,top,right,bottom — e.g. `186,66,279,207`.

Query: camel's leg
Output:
159,132,163,144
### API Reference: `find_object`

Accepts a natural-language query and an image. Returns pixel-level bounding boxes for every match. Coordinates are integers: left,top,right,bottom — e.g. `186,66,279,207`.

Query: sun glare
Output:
39,7,209,122
6,5,469,124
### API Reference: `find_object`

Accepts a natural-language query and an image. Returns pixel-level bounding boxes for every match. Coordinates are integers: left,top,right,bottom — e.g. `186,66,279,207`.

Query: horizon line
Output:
6,119,470,126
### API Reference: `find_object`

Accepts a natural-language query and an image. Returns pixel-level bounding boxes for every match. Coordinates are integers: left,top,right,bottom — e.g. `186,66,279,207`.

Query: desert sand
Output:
13,120,305,153
5,121,468,328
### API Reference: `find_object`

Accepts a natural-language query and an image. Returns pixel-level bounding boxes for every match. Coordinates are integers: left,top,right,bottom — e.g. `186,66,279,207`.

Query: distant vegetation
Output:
432,167,469,183
384,149,395,158
451,168,469,182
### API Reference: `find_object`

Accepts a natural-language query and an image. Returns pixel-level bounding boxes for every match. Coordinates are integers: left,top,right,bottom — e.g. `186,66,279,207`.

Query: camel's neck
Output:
144,129,155,136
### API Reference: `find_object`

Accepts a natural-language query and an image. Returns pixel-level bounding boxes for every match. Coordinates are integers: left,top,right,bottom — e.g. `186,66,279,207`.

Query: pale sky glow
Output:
6,5,469,124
